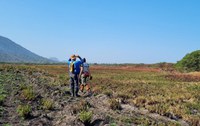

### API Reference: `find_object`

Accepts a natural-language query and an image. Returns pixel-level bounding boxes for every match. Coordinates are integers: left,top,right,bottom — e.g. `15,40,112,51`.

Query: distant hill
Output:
0,35,56,63
49,57,60,62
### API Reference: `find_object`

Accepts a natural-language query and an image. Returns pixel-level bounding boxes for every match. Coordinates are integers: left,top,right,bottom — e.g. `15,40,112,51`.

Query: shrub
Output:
17,104,31,118
21,86,35,100
175,50,200,72
42,98,54,110
79,110,93,126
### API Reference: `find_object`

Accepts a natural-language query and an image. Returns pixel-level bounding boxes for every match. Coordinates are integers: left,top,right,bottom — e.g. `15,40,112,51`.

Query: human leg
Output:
70,77,75,97
74,74,80,97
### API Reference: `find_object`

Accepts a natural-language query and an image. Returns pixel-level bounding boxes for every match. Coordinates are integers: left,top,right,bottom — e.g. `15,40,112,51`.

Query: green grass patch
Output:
21,86,35,100
41,98,54,110
16,104,31,119
79,110,93,125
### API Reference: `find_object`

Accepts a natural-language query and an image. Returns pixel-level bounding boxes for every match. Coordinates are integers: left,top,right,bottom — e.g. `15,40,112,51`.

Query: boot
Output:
75,89,80,97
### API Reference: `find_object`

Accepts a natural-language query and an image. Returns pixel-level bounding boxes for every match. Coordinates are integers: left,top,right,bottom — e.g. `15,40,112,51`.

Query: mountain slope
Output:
0,36,55,63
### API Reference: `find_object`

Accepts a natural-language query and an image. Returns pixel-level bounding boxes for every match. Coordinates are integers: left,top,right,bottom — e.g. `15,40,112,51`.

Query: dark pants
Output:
69,74,79,97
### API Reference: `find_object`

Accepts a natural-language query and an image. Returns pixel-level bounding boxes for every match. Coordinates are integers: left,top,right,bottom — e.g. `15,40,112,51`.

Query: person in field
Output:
79,58,92,94
68,54,83,97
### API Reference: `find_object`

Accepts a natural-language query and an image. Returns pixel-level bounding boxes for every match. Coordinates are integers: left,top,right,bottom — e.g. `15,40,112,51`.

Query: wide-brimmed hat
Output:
70,54,76,60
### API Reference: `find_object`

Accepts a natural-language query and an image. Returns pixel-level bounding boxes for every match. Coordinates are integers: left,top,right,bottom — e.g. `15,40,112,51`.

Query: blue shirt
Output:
68,59,83,74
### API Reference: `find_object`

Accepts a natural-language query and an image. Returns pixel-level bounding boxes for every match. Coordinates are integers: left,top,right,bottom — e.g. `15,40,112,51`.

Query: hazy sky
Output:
0,0,200,63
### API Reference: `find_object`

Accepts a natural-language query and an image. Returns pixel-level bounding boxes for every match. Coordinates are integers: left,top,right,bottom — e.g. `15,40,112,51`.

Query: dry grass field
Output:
0,64,200,126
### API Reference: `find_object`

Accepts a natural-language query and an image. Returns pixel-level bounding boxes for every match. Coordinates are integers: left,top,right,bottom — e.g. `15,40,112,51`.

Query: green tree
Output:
176,50,200,72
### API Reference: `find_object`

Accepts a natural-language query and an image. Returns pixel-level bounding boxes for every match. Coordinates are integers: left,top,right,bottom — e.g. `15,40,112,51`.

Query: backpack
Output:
69,61,75,73
82,63,90,77
83,63,89,73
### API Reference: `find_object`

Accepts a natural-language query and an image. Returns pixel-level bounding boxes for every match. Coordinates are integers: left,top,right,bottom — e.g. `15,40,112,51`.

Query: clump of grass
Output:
58,74,68,86
92,87,101,96
41,98,54,110
60,87,71,96
168,105,188,119
103,90,113,97
21,86,35,100
0,94,6,105
17,104,31,119
133,96,147,107
147,103,169,116
117,92,131,104
79,110,93,126
120,116,133,124
0,84,7,105
109,99,122,110
71,100,91,115
185,115,200,126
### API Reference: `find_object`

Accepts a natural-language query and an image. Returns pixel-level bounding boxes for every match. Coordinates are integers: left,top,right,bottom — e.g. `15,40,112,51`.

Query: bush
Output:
176,50,200,72
41,98,54,110
17,104,31,118
21,86,35,100
79,110,93,126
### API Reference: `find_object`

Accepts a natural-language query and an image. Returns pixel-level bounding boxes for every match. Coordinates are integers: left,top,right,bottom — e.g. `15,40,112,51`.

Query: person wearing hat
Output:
68,54,83,97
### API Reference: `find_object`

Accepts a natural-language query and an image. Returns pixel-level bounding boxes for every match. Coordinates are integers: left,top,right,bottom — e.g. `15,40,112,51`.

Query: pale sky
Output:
0,0,200,63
